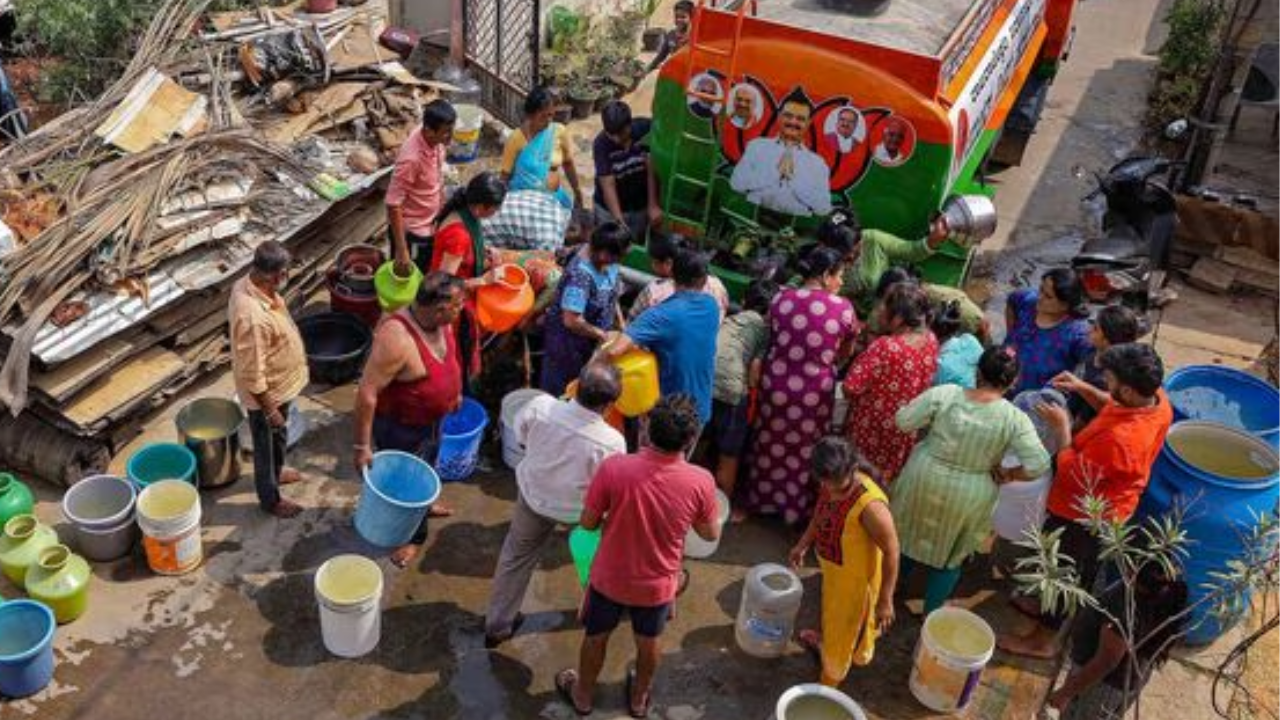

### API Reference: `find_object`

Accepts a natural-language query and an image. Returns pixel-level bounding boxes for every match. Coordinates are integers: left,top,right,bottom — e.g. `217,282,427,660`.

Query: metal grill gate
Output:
463,0,541,127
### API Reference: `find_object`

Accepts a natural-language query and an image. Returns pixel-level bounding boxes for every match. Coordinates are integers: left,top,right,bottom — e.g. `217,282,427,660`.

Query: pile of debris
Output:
1172,190,1280,297
0,0,442,485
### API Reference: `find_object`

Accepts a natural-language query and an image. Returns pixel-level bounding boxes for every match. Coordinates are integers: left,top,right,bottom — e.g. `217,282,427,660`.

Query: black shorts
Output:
582,586,672,638
709,398,751,457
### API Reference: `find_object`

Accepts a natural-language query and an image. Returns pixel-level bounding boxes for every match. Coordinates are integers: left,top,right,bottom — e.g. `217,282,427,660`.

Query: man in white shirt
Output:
874,117,909,165
484,363,626,647
729,93,832,216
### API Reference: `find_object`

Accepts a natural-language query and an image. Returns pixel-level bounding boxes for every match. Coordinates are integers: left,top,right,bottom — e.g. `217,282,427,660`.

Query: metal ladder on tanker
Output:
663,0,759,240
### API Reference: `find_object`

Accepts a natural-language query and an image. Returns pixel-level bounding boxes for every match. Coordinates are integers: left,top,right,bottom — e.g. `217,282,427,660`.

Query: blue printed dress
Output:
539,250,621,396
1003,288,1092,395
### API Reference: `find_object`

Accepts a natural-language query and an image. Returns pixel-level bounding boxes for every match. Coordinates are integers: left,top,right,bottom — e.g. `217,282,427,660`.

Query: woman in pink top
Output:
556,395,719,718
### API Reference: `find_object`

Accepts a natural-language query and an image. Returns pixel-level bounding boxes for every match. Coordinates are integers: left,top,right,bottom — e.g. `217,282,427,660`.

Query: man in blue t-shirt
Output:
605,249,720,429
592,100,662,244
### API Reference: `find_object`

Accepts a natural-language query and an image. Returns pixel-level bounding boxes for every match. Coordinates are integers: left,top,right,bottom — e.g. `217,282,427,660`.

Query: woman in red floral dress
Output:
843,283,939,484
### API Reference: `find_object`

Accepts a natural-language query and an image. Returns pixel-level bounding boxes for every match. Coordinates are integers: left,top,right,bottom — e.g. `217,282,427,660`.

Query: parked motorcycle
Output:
1071,156,1181,313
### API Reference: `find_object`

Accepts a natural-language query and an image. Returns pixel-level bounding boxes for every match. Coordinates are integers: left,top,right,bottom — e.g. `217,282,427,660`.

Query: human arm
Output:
232,316,286,427
646,154,663,226
1036,401,1074,454
435,223,495,289
1046,623,1127,712
895,385,945,433
1051,371,1111,412
499,130,523,178
997,411,1053,483
384,147,419,271
606,304,664,360
690,483,721,542
862,500,900,631
352,322,410,473
386,205,411,272
559,128,584,207
788,512,819,569
870,218,949,265
579,460,611,531
599,175,626,222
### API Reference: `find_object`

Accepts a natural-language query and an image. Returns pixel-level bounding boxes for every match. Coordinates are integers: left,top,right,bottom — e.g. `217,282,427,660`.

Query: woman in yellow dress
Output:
789,436,901,686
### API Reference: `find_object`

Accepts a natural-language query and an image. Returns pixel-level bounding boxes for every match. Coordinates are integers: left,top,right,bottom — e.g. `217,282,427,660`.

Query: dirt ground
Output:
4,0,1278,718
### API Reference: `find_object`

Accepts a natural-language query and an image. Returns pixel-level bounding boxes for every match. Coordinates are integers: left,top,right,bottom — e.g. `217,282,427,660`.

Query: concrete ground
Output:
5,0,1277,718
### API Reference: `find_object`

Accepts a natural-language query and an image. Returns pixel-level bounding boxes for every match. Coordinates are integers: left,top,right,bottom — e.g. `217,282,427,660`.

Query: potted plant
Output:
566,75,598,120
639,0,666,52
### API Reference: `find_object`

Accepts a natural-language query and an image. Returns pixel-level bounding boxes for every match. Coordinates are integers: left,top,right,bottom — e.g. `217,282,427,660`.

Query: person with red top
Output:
386,100,456,272
429,172,507,386
556,395,719,718
353,272,466,569
999,343,1174,659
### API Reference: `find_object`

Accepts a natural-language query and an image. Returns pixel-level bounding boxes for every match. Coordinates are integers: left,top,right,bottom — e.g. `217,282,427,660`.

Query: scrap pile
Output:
0,0,440,485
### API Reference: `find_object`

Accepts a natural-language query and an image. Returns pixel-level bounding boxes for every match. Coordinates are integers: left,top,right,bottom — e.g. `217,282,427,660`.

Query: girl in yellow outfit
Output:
790,436,901,686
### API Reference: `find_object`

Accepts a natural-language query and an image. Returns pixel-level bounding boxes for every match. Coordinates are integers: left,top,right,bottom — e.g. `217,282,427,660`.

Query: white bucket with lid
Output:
136,480,203,575
909,607,995,713
315,554,384,658
992,453,1051,541
684,489,730,558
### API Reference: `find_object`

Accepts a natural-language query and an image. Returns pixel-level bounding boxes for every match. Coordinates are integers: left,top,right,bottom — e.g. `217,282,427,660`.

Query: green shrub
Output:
1146,0,1227,132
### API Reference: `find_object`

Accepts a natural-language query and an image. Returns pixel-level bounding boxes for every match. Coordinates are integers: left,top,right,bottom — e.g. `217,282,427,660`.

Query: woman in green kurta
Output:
814,210,951,315
890,347,1050,614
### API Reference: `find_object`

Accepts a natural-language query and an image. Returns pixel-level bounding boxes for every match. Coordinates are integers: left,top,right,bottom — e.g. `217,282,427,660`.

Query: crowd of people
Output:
225,90,1190,718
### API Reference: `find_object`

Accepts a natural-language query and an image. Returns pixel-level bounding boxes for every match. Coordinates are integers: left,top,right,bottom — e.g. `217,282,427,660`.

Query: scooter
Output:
1071,156,1181,312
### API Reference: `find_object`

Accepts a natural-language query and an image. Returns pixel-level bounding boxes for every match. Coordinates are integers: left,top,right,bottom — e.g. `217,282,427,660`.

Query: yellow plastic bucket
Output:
909,607,995,713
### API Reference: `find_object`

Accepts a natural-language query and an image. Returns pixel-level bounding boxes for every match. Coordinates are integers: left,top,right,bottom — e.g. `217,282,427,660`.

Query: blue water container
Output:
0,599,56,698
354,451,441,548
126,443,197,490
1165,365,1279,448
436,398,489,482
1137,421,1279,645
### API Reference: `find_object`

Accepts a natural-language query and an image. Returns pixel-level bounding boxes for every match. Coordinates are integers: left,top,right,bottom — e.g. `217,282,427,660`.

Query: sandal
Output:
797,629,823,663
625,667,652,719
555,668,593,717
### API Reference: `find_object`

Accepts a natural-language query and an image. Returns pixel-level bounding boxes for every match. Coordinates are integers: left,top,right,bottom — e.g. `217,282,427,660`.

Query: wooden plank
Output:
1186,258,1239,294
1220,246,1280,277
1235,267,1280,296
60,347,186,428
30,333,158,403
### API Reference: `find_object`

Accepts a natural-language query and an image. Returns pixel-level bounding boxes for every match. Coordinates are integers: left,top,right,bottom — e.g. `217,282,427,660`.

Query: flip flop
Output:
797,629,823,663
625,667,652,719
555,669,593,716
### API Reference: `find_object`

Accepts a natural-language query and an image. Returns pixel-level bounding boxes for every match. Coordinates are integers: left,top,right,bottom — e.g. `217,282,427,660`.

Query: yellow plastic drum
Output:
612,350,659,417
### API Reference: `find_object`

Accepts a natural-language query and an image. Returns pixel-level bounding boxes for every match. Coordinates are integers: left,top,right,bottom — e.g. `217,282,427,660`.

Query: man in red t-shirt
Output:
555,395,719,717
999,343,1173,659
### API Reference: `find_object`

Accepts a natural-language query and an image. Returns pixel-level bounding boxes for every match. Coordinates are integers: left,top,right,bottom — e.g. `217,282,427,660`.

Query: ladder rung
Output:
679,132,716,145
672,173,712,186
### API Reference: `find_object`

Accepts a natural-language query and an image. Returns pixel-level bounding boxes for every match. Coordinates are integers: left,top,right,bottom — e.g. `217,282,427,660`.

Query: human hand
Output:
1050,371,1086,395
788,542,809,570
647,204,664,227
1035,402,1071,431
354,444,373,477
875,597,895,632
266,406,286,428
393,255,413,278
928,215,950,245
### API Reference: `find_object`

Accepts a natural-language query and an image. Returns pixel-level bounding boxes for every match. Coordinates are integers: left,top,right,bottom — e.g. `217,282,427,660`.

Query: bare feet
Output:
279,467,304,485
390,544,419,569
997,628,1061,659
797,628,823,660
268,499,303,518
428,503,455,518
729,508,749,524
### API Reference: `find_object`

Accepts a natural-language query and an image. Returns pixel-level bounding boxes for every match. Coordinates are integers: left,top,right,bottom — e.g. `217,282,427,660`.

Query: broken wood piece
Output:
1186,258,1239,294
1218,246,1280,277
1234,267,1280,296
93,68,209,153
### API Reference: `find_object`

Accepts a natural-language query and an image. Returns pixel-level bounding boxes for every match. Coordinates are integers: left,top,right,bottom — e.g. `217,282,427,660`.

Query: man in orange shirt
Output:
386,100,456,272
1000,343,1173,659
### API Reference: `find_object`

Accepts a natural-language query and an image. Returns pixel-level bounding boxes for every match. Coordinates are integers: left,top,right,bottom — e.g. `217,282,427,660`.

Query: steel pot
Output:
175,398,246,490
940,195,998,246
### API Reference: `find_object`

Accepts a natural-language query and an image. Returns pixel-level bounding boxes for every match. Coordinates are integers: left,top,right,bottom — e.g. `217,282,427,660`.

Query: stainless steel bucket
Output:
175,398,246,490
940,195,998,246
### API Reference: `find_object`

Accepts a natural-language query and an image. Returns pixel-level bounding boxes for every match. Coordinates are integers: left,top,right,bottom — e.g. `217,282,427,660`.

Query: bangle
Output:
353,443,370,450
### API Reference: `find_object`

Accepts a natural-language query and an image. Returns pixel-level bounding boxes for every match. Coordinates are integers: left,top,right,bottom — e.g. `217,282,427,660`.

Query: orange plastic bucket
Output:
475,264,535,333
612,350,660,417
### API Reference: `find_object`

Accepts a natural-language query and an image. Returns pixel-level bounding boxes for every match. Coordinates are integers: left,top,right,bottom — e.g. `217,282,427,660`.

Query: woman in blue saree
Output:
500,86,584,210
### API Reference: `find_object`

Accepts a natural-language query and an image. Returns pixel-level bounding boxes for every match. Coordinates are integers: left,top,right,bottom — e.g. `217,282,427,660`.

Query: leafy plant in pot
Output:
566,76,599,120
639,0,665,52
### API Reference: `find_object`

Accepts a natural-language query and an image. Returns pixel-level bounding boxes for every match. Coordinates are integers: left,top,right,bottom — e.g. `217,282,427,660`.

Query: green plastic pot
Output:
0,515,58,589
374,261,423,312
24,545,91,624
568,526,601,588
0,473,35,527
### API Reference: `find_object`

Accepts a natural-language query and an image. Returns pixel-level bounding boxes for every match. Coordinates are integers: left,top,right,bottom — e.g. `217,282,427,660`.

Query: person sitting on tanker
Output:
814,209,952,317
873,118,908,164
729,90,833,217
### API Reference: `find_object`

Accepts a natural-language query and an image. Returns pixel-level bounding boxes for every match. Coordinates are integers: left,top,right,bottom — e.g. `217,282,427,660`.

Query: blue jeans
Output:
247,401,291,511
372,414,441,545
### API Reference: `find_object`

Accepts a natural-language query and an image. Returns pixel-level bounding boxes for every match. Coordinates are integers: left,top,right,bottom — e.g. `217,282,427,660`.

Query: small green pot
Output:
0,473,35,527
25,544,91,624
0,514,59,588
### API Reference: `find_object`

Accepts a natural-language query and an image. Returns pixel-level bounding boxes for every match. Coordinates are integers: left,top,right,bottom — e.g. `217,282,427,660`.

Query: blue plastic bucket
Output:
126,443,197,489
436,398,489,481
0,599,56,698
1165,365,1279,448
1137,421,1279,645
354,451,441,548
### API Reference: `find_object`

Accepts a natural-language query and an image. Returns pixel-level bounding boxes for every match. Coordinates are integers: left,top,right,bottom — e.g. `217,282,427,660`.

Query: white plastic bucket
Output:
774,684,868,720
909,607,995,713
992,474,1051,541
315,554,383,658
684,489,730,559
136,480,203,575
448,104,484,163
500,388,547,470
